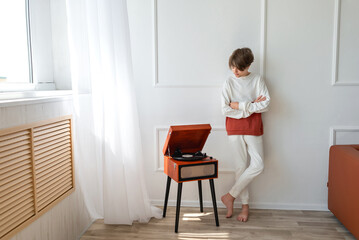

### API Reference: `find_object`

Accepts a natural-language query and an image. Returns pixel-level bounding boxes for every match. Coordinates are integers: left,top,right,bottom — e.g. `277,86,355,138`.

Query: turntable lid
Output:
162,124,212,156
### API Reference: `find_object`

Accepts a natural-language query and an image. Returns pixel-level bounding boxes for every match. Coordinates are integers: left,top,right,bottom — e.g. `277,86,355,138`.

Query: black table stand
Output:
162,176,220,233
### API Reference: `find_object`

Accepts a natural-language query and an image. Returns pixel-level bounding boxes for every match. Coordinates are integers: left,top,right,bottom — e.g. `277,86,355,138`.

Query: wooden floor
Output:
81,207,355,240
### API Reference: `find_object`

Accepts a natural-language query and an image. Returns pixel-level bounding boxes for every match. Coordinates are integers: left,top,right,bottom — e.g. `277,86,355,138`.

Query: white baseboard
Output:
151,199,328,211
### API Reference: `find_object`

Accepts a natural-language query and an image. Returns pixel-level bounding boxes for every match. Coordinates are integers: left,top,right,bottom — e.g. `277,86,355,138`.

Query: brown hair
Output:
228,48,254,71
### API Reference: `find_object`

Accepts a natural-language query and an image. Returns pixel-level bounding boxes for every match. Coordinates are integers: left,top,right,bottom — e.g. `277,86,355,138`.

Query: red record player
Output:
162,124,218,183
162,124,219,233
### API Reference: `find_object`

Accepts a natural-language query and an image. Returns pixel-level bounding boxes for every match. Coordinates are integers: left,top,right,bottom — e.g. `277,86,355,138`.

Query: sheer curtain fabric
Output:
66,0,161,224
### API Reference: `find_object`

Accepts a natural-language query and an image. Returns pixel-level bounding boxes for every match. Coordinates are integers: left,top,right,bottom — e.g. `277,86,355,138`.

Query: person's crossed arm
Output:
229,95,266,110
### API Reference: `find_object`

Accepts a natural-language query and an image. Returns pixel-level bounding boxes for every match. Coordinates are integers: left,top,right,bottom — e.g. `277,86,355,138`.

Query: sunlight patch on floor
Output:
182,217,202,221
178,232,229,240
182,212,214,221
183,212,213,217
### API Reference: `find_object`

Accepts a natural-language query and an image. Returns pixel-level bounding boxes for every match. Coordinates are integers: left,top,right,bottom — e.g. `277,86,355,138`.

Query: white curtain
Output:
66,0,162,224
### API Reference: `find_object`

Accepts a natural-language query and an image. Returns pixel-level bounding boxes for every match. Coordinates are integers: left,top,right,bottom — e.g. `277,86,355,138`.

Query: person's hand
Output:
229,102,239,110
253,95,266,103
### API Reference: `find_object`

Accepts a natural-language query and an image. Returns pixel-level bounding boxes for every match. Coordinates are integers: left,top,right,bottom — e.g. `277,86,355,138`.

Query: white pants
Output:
228,135,264,204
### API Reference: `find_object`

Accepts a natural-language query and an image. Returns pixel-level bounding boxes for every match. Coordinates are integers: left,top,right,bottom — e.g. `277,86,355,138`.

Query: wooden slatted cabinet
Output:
0,116,75,240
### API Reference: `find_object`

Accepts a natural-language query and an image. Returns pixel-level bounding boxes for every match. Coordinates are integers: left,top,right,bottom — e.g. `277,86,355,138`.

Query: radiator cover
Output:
0,116,74,240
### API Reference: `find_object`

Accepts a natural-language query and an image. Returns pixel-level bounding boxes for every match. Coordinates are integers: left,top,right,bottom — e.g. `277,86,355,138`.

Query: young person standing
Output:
221,48,270,222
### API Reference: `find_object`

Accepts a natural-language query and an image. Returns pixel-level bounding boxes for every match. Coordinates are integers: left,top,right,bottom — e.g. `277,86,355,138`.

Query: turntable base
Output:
163,156,219,233
161,124,219,233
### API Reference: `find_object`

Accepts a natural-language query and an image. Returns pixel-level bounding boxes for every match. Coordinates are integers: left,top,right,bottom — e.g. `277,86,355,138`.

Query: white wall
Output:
127,0,359,210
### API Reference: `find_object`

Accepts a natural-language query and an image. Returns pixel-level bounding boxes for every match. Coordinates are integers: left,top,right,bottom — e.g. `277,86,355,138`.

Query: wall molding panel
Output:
331,0,359,86
153,0,267,88
330,126,359,146
331,0,340,86
259,0,267,78
154,126,167,172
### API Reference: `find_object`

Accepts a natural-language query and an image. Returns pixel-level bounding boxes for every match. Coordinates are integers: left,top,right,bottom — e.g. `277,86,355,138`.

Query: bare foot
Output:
221,193,235,218
237,204,249,222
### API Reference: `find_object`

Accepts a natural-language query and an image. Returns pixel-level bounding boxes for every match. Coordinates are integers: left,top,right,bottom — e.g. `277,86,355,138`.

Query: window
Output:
0,0,32,85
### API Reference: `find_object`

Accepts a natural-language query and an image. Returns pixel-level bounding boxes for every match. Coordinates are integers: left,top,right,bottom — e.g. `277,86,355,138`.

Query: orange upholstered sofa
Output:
328,145,359,239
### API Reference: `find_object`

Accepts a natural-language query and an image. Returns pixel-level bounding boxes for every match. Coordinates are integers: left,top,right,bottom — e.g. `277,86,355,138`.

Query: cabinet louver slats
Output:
0,116,74,240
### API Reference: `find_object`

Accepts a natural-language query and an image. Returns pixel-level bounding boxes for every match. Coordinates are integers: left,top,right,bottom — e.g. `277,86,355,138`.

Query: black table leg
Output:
209,179,219,226
198,180,203,213
163,176,171,218
175,182,183,233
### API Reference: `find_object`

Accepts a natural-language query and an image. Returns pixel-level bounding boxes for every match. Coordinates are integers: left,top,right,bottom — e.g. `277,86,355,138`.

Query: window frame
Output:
0,0,56,93
26,0,34,85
